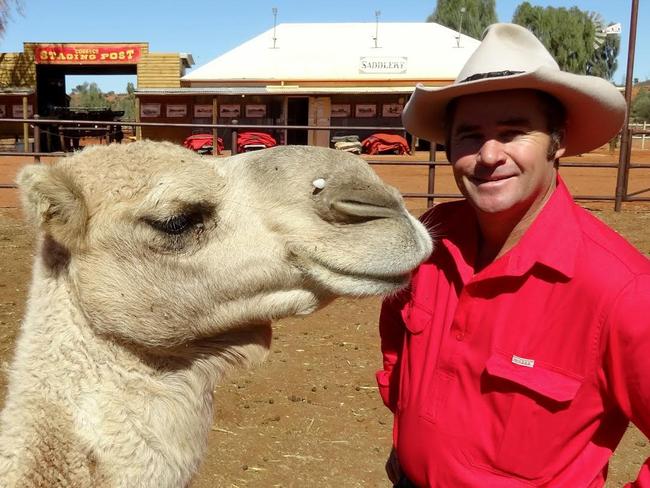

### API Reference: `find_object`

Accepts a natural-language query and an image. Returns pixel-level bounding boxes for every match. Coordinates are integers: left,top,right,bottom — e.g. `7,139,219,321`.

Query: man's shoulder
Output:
573,205,650,277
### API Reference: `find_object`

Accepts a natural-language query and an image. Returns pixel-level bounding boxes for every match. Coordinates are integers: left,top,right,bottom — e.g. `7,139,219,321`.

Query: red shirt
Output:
377,178,650,487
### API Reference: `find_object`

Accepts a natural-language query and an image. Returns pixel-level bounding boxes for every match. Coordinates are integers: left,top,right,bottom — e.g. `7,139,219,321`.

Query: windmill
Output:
590,12,622,51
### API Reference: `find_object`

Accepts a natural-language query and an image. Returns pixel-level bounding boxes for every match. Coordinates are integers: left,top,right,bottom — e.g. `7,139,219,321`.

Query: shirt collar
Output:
439,176,580,281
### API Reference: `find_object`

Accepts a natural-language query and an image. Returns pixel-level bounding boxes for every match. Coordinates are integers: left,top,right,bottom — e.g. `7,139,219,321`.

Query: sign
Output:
12,104,33,118
34,44,143,64
331,104,351,118
359,56,408,74
166,104,187,118
141,103,161,118
355,104,377,118
382,103,403,118
194,105,213,118
219,104,241,118
605,23,622,35
245,104,266,118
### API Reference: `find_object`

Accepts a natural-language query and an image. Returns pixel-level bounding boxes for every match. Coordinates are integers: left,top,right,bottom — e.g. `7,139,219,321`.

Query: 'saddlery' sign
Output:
359,56,408,74
34,44,143,64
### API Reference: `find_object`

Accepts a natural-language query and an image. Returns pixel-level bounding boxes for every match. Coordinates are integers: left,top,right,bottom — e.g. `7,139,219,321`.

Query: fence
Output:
1,116,648,210
631,122,650,149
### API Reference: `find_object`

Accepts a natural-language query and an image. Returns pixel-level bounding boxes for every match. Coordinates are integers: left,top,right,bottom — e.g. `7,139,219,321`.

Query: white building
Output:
136,22,480,149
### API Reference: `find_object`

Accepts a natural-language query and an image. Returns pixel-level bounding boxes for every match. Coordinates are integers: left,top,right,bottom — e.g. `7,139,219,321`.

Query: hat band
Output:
460,70,524,83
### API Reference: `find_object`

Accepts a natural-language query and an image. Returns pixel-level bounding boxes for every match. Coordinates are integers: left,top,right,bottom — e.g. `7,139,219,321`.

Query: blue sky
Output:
1,0,646,93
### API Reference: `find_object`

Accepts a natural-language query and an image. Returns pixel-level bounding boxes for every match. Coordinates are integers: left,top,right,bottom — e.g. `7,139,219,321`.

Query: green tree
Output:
110,82,136,121
512,2,596,74
70,82,109,109
586,31,619,81
632,89,650,122
427,0,497,40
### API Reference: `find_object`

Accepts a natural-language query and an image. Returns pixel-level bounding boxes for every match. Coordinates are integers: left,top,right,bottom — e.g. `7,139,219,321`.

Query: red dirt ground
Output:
0,144,648,487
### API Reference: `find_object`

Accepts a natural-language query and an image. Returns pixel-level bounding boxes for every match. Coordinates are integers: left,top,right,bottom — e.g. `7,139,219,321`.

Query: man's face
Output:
448,89,565,218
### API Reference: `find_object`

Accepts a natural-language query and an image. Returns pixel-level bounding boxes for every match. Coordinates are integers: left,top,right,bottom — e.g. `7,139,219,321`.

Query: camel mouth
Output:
300,256,412,295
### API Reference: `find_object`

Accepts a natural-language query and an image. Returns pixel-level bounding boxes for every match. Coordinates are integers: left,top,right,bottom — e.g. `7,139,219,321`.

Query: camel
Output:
0,141,432,487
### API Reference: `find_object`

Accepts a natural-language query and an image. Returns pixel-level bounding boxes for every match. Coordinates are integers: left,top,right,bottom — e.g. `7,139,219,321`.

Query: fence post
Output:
614,127,632,211
643,121,647,150
22,96,30,153
212,97,219,156
231,130,238,155
33,114,41,163
427,146,437,208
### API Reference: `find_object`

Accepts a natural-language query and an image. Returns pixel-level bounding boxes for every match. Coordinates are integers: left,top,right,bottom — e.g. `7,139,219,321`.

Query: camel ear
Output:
17,164,88,250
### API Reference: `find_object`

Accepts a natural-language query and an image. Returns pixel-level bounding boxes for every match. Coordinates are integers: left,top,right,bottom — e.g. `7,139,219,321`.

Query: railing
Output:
0,117,647,210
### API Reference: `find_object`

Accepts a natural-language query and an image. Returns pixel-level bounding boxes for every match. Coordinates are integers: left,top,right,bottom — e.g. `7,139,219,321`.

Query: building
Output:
136,22,480,150
0,23,479,152
0,42,192,150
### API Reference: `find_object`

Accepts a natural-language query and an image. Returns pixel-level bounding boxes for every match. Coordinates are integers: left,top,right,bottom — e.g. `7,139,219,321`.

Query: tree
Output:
512,2,596,75
70,82,109,109
111,82,136,121
427,0,497,40
586,30,619,81
0,0,22,38
632,89,650,122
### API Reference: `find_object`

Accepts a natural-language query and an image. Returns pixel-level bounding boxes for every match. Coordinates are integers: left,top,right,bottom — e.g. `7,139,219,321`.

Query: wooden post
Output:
427,146,437,208
22,96,29,153
33,114,41,163
231,130,238,155
643,121,647,150
135,98,142,140
212,96,218,155
615,0,639,211
59,126,66,152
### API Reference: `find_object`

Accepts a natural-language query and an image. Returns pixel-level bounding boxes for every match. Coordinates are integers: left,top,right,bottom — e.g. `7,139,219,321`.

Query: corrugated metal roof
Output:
136,85,417,95
0,87,35,95
182,22,480,83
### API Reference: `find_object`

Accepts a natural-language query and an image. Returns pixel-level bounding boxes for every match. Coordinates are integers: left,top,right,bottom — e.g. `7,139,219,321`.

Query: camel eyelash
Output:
147,213,204,235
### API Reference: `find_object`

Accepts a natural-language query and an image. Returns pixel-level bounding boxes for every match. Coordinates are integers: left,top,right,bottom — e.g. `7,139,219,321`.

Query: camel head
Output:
18,141,432,354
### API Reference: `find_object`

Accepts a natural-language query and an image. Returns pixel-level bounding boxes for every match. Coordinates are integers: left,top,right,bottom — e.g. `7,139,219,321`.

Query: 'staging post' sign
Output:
34,44,143,64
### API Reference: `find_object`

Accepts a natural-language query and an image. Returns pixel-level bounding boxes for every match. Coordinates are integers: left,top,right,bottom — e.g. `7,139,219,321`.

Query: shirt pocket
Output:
482,352,584,482
401,300,433,335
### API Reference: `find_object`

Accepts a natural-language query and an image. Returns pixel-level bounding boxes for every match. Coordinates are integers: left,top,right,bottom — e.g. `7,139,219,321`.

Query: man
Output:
377,23,650,487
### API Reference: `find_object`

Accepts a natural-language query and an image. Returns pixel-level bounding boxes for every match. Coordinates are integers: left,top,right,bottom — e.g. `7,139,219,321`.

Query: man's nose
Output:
476,139,506,166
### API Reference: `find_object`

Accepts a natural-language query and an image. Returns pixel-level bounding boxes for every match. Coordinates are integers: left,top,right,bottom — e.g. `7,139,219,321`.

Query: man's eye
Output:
148,213,202,235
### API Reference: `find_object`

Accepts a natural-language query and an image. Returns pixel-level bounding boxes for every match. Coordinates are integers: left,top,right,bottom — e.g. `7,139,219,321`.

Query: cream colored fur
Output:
0,141,432,487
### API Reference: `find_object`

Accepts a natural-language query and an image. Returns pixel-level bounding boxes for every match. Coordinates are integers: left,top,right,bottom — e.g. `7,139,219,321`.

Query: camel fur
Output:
0,141,432,487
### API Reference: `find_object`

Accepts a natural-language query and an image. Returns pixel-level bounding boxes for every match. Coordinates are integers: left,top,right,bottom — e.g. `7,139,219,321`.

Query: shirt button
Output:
455,331,465,341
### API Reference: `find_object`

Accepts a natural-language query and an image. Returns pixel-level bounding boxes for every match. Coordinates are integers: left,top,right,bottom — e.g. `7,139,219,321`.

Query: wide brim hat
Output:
402,23,626,157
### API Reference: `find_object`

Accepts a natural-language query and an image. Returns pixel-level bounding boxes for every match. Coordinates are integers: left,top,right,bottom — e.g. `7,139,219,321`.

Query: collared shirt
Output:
377,178,650,487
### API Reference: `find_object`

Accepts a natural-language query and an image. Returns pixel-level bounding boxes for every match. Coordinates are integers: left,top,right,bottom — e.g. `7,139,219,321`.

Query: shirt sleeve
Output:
376,290,408,413
603,274,650,487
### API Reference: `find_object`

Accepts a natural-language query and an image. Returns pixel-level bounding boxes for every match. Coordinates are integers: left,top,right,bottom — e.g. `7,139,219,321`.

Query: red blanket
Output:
361,133,410,155
237,132,277,153
183,134,224,155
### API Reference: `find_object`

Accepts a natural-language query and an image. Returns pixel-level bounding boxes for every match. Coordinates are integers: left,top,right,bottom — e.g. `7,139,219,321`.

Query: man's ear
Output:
554,129,567,160
17,164,88,250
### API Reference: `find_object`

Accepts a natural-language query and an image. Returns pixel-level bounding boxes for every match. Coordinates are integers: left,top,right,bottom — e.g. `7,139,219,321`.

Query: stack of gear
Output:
331,135,362,154
361,133,410,155
237,132,277,153
182,134,224,155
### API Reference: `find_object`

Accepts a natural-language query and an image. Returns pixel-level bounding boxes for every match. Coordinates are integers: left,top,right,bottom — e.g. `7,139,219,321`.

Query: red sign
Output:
34,44,143,64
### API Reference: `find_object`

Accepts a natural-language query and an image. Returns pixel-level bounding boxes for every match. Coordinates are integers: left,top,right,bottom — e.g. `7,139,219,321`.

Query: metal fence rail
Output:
0,117,647,210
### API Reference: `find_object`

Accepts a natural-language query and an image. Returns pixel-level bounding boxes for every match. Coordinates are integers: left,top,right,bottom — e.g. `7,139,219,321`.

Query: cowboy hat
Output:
402,23,626,156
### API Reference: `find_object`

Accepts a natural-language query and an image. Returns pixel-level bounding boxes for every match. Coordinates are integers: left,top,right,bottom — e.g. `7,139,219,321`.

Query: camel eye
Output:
148,213,202,235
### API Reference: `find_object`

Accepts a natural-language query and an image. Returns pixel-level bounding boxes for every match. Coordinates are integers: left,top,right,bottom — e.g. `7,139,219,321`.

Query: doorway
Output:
287,97,309,145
